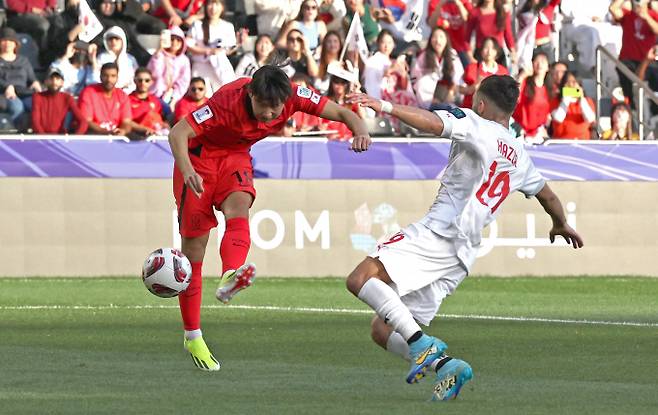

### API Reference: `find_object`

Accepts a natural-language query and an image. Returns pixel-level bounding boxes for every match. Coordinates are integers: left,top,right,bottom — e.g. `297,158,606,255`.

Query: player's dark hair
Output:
100,62,119,73
478,75,519,114
190,77,205,85
248,65,292,106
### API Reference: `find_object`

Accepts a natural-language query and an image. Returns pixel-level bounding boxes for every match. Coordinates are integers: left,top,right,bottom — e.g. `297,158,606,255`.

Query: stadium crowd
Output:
0,0,656,141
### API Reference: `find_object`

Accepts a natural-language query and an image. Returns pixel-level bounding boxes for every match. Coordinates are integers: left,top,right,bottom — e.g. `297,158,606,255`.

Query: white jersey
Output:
419,108,545,271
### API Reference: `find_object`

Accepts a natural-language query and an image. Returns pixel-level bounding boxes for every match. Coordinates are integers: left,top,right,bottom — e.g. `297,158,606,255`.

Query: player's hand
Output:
549,224,584,249
346,93,382,112
183,170,204,198
351,134,372,152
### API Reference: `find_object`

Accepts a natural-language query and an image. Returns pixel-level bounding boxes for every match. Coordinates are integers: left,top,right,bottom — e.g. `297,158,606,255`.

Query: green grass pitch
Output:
0,277,656,414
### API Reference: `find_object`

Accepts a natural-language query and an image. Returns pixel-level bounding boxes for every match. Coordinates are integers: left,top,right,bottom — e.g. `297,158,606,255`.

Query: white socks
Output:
386,332,410,362
185,329,202,340
357,278,422,341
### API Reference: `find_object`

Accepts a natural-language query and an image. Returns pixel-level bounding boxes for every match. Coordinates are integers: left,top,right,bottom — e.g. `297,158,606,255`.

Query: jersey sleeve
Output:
290,84,328,116
185,98,221,137
518,158,546,198
432,107,475,141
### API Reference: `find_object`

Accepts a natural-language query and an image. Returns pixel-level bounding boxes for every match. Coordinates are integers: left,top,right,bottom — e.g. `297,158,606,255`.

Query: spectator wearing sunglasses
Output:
276,0,327,53
280,29,320,78
128,67,169,140
174,77,208,122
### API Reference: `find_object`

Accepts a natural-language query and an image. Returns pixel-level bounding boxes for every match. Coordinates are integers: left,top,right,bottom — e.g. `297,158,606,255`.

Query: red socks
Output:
220,217,251,274
178,261,203,331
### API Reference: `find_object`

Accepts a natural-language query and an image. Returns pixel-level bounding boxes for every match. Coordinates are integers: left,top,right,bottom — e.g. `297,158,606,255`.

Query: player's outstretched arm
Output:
346,93,445,137
535,183,584,249
169,118,204,197
319,100,372,152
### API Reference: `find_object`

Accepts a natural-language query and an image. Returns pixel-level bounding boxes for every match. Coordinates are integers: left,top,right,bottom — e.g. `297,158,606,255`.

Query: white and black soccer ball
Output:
141,248,192,298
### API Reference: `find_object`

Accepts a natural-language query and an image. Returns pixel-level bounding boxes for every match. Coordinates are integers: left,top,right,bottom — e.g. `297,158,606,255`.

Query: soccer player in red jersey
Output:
167,64,371,370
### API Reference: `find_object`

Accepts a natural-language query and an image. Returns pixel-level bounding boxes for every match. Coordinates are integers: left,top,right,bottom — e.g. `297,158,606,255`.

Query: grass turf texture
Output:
0,277,656,415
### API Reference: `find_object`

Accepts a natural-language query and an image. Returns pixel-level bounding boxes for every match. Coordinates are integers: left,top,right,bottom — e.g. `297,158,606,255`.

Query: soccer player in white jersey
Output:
345,75,584,401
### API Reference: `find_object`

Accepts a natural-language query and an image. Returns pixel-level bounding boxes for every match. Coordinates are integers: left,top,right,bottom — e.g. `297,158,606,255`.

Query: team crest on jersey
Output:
192,105,213,124
449,108,466,119
311,92,321,104
297,86,312,99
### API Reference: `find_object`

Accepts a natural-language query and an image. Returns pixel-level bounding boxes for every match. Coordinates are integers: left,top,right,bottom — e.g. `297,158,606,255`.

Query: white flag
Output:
340,12,370,62
78,0,104,43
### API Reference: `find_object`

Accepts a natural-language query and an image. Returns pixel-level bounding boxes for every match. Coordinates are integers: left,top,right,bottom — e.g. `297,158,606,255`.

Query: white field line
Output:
1,303,656,328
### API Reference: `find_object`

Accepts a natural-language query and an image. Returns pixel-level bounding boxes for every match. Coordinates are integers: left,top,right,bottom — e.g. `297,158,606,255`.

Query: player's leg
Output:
346,257,446,384
370,315,410,361
216,190,256,303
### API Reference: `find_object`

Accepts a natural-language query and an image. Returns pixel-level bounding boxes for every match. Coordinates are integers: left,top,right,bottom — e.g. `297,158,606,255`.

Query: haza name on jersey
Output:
497,139,518,167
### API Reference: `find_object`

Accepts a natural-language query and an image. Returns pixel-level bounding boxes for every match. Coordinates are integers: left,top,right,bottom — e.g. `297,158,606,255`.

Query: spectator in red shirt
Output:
78,62,132,136
550,71,596,140
516,0,561,62
460,37,508,108
128,67,169,140
152,0,205,29
609,0,658,106
320,75,366,140
427,0,474,68
466,0,516,67
6,0,56,50
32,67,87,134
513,51,550,143
173,77,209,123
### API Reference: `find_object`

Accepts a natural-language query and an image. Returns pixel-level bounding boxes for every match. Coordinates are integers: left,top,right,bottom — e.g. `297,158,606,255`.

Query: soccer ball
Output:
141,248,192,298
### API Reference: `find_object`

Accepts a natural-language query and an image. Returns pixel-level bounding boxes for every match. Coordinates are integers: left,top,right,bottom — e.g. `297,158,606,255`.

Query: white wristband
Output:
380,100,393,114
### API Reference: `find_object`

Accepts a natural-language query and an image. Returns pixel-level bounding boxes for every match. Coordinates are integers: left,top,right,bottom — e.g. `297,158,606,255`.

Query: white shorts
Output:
368,222,468,326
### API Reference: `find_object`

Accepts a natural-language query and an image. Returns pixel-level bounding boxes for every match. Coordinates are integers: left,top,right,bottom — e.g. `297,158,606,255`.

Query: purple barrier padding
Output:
0,139,657,181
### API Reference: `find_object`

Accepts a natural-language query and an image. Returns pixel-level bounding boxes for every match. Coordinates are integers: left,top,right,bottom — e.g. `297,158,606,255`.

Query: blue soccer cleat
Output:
431,357,473,401
406,334,447,384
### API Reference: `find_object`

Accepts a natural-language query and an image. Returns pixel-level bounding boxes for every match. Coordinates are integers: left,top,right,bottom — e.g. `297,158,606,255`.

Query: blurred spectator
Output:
546,60,567,99
315,30,344,93
79,62,132,135
561,0,621,73
255,0,303,38
92,0,151,66
634,45,658,114
127,67,168,139
115,0,166,35
318,0,347,32
235,34,275,77
0,28,41,125
98,26,139,92
187,0,238,95
513,51,550,142
173,77,208,122
276,0,327,53
6,0,56,50
320,75,365,139
152,0,204,29
550,70,596,140
40,0,84,68
280,29,320,78
286,72,321,134
378,0,429,49
516,0,560,64
411,26,464,109
466,0,516,68
427,0,474,68
50,42,101,96
343,0,380,47
31,67,87,134
609,0,658,107
460,36,508,108
147,26,191,109
601,102,639,140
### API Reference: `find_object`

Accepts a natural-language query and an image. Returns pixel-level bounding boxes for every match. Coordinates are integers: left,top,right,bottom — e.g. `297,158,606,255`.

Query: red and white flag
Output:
78,0,104,43
340,12,370,62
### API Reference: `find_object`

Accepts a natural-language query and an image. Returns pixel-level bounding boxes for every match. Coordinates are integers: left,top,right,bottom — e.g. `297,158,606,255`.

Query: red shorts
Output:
173,150,256,238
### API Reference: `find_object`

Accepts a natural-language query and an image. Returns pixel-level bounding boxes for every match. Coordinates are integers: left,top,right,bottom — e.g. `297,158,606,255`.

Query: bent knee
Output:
346,257,389,296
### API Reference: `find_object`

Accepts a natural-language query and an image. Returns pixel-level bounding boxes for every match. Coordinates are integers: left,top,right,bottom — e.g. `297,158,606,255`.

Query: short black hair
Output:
134,67,151,77
190,77,205,85
477,75,519,114
248,65,292,106
101,62,119,74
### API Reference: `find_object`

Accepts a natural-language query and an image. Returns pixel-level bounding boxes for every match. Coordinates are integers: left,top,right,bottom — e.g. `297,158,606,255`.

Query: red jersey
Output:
617,9,658,61
185,77,329,154
550,97,596,140
462,62,508,108
129,92,163,124
534,0,560,40
513,79,550,135
466,8,515,50
32,90,87,134
174,96,208,123
78,84,132,131
428,0,473,52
